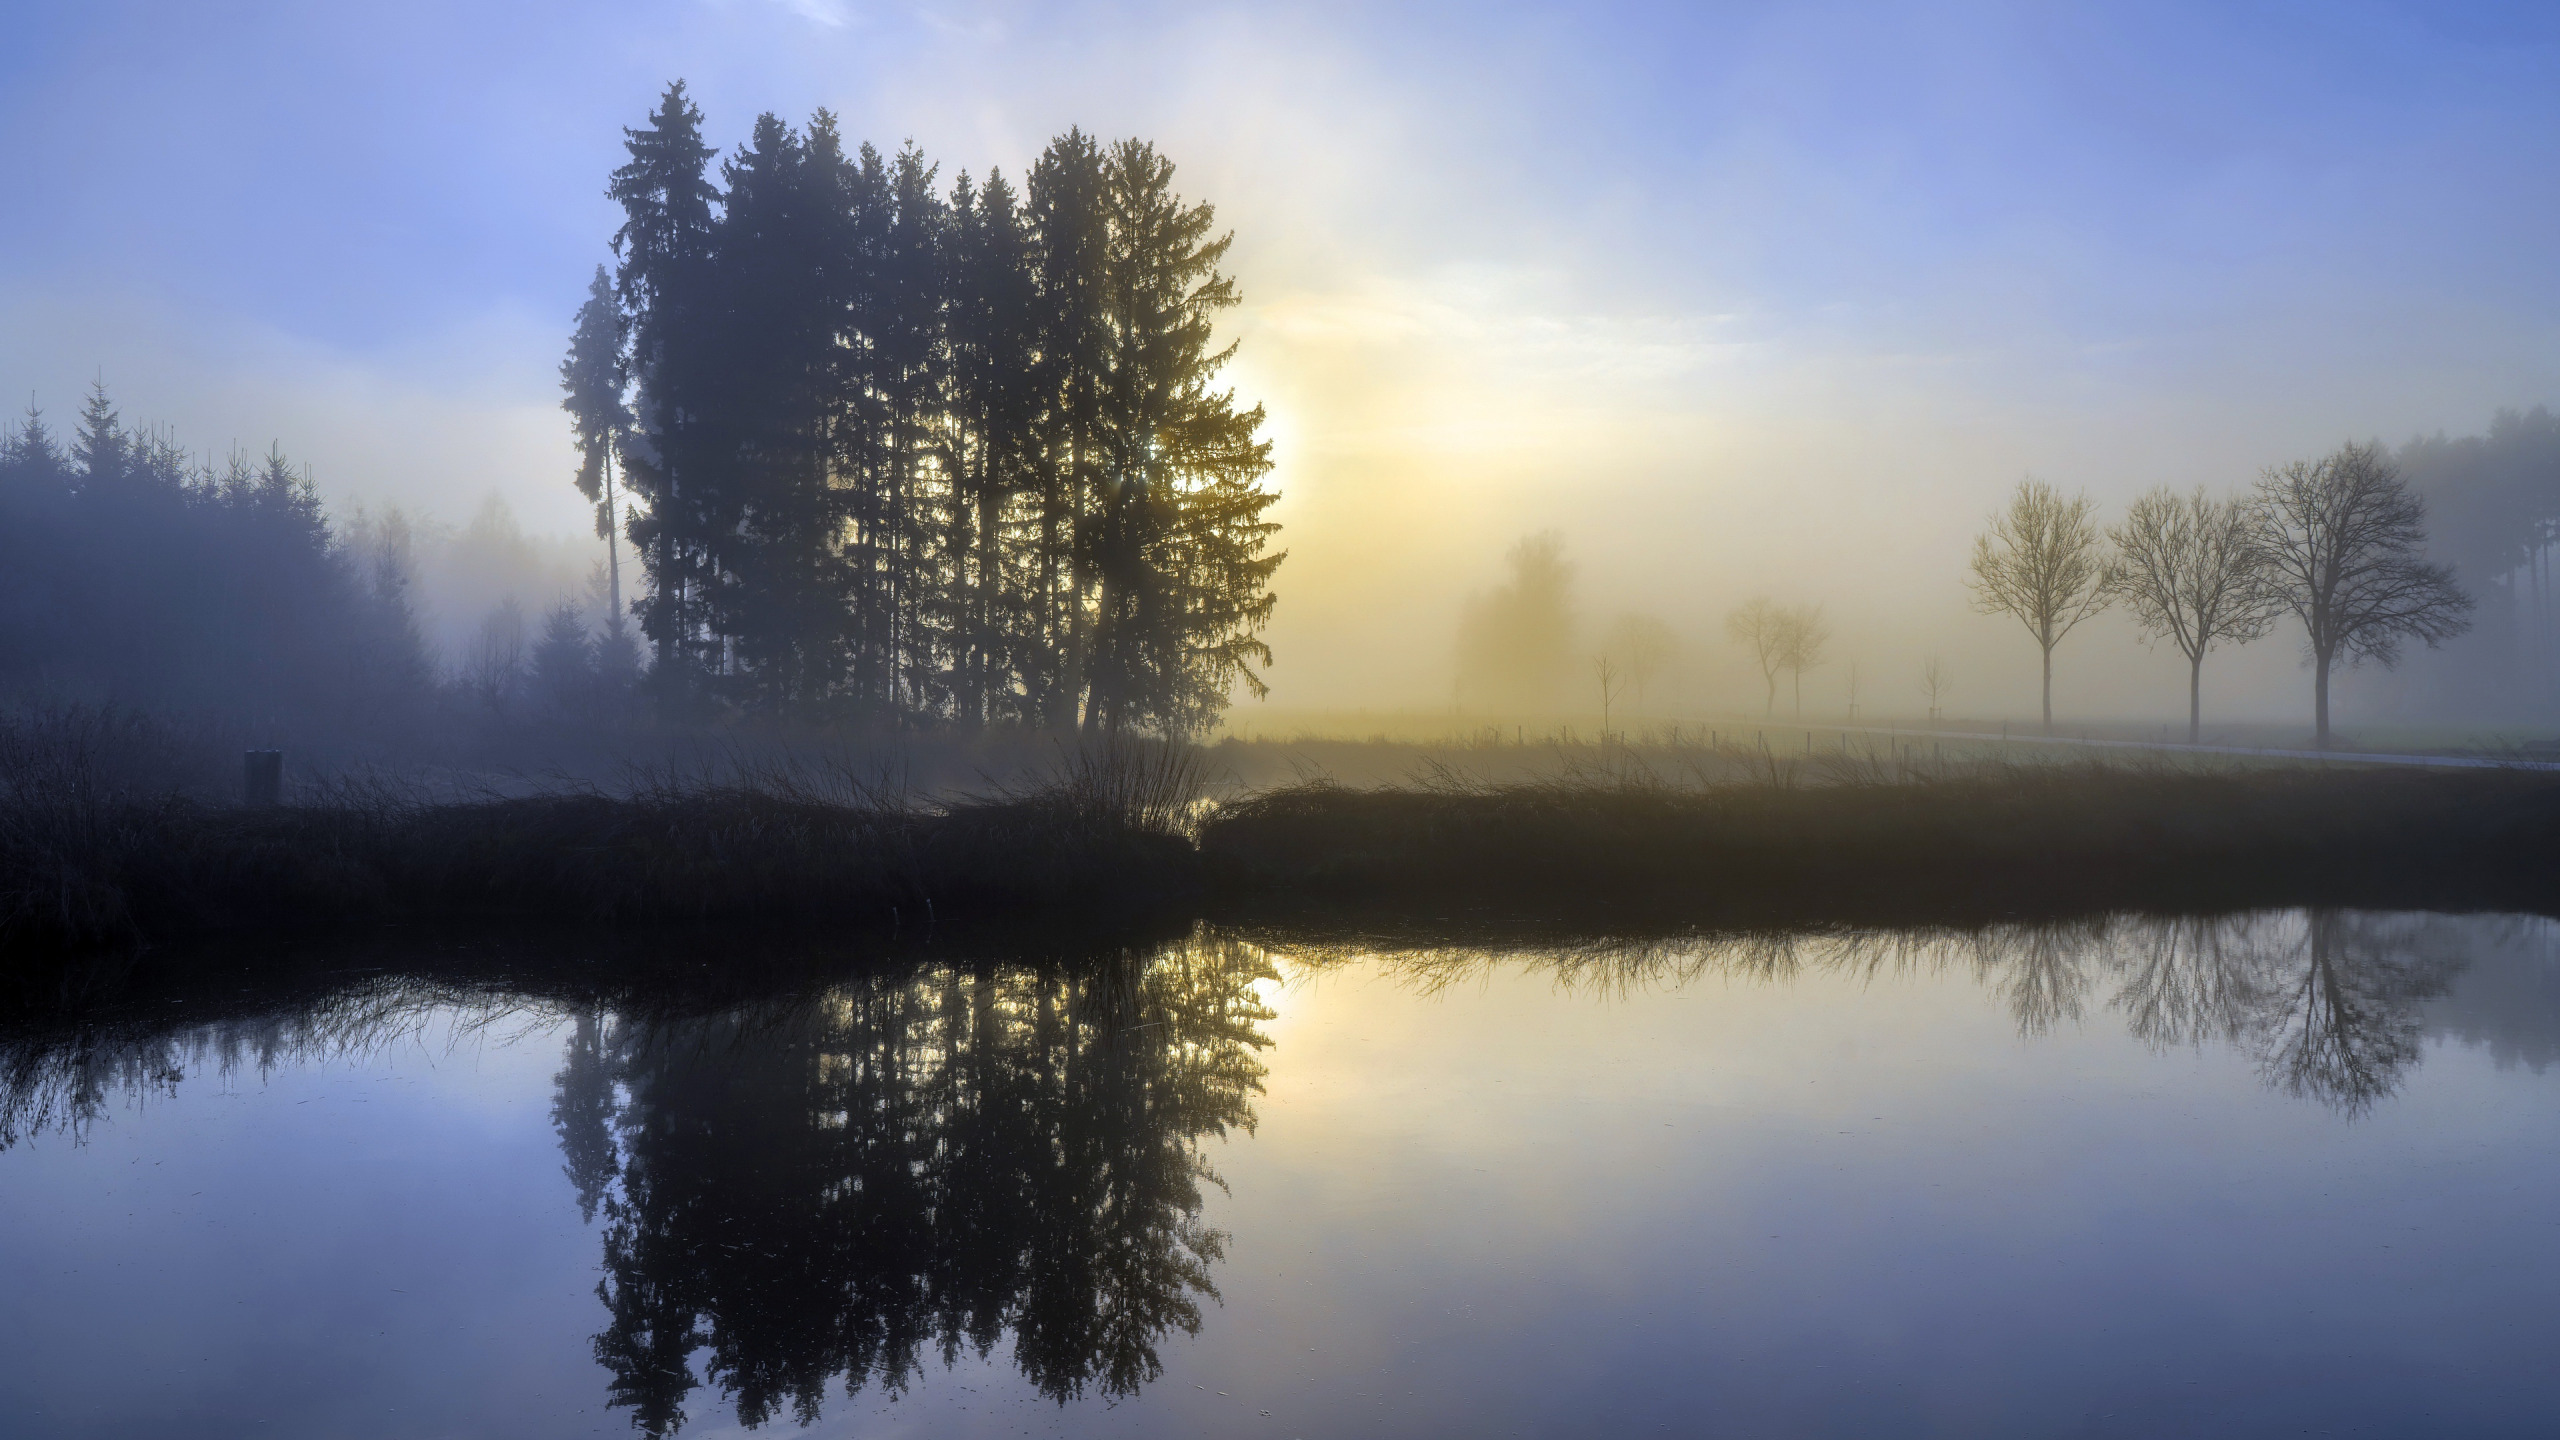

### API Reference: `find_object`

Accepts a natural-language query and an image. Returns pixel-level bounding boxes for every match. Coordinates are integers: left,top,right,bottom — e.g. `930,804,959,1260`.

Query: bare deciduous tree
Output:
1593,655,1623,737
1778,604,1828,719
1600,612,1677,712
2254,442,2472,747
1726,597,1787,717
1918,655,1951,725
2106,486,2278,743
1968,477,2109,732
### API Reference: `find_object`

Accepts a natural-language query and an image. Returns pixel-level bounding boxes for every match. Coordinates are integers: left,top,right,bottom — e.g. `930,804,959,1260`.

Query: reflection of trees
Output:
2081,911,2460,1112
2111,914,2269,1049
576,931,1276,1435
2248,912,2461,1112
1270,909,2480,1115
1973,917,2106,1037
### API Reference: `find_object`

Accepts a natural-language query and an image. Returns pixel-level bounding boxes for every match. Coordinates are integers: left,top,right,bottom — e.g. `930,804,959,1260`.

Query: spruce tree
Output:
1080,139,1278,733
713,112,824,707
1027,129,1112,727
72,380,128,491
609,80,721,688
878,142,949,716
944,168,1040,726
569,95,1285,734
560,264,631,636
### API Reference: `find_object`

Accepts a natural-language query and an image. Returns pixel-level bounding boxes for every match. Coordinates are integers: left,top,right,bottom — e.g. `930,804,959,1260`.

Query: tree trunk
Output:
2314,648,2332,749
1763,674,1775,717
2040,644,2053,733
604,449,622,625
2188,651,2203,745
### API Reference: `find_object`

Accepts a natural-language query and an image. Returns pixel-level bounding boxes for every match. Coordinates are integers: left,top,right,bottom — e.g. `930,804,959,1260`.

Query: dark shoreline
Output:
7,766,2559,971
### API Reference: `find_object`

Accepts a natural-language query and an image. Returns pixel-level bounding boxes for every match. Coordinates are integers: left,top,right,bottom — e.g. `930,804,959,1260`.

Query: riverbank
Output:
10,756,2560,963
1200,766,2560,923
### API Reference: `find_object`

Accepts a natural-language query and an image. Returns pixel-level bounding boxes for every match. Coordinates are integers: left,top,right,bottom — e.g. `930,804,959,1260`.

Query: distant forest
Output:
0,388,433,736
0,82,1285,746
2396,407,2560,716
573,82,1283,734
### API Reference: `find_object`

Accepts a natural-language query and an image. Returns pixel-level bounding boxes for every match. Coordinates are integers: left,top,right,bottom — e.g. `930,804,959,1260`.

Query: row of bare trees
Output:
1968,441,2473,745
1723,598,1830,718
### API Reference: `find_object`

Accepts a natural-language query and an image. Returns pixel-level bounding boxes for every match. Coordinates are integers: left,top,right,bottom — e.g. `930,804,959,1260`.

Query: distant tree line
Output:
571,82,1284,735
0,387,432,733
1966,441,2472,745
1451,434,2487,747
2397,407,2560,715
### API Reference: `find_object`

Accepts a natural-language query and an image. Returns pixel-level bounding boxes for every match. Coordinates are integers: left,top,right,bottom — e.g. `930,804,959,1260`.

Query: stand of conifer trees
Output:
573,83,1283,734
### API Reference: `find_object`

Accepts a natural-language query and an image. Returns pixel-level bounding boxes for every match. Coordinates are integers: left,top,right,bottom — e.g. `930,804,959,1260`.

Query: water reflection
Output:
1273,909,2501,1115
567,934,1275,1433
0,909,2551,1433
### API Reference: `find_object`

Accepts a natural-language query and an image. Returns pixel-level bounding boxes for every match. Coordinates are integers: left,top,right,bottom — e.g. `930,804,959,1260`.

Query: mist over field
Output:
17,15,2560,1440
5,2,2558,740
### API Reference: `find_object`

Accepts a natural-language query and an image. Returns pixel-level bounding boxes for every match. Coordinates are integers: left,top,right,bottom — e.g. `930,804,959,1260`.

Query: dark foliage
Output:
0,387,433,734
595,85,1281,734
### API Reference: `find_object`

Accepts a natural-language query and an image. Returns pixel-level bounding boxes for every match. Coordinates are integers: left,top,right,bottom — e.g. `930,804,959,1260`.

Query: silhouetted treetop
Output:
578,84,1283,734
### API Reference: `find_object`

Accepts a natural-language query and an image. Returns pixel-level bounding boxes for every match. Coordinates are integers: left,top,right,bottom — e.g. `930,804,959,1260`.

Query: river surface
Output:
2,910,2557,1438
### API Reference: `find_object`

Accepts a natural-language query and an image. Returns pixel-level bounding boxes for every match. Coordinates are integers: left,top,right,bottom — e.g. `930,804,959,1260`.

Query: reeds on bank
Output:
0,711,1206,955
8,710,2560,960
1197,743,2560,922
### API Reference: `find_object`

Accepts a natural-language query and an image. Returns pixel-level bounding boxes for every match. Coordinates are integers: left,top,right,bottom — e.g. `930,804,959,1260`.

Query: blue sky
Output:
5,0,2558,714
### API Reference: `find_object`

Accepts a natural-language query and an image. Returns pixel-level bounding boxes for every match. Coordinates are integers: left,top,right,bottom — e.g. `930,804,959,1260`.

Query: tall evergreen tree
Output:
560,264,631,637
878,142,950,716
714,112,846,709
609,80,721,686
943,169,1040,726
72,380,129,492
571,90,1285,734
1079,139,1279,733
1026,129,1113,728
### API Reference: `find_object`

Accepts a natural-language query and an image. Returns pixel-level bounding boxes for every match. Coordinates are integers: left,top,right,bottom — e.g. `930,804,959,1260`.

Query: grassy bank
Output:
1,719,1205,955
9,707,2560,961
1197,764,2560,923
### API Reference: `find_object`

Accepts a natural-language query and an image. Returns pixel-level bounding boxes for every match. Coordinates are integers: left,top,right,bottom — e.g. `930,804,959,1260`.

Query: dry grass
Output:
10,705,2559,965
1198,757,2560,924
0,710,1208,958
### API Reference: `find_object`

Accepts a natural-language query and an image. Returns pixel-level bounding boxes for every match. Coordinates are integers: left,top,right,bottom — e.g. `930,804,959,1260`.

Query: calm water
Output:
3,911,2557,1438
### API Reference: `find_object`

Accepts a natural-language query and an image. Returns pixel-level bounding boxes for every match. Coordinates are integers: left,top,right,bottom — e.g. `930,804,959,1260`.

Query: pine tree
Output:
570,95,1284,734
879,142,950,717
714,111,834,708
1079,139,1279,733
943,168,1041,726
561,265,631,637
1,401,68,485
609,80,721,688
72,380,128,491
1027,129,1112,727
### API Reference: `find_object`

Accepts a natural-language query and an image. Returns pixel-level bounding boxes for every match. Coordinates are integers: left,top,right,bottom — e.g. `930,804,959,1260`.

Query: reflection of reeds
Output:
0,971,559,1147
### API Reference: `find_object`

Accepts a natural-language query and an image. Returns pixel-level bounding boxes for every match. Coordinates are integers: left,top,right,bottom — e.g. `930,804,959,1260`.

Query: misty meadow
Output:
5,5,2560,1438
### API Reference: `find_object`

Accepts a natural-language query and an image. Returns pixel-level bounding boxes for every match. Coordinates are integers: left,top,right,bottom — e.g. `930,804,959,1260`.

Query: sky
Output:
5,0,2559,724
